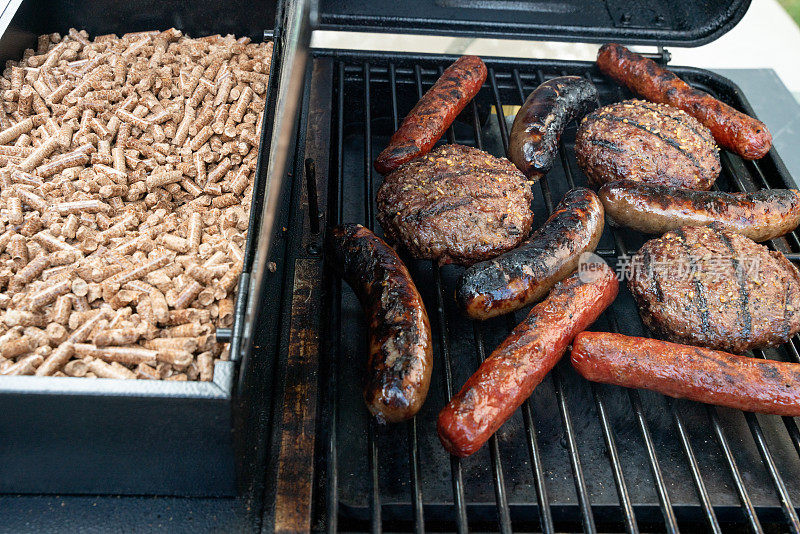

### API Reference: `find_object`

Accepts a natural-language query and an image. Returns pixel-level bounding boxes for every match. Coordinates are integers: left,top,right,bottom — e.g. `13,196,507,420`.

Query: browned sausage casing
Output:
456,188,604,320
326,224,433,423
508,76,598,180
599,180,800,242
596,43,772,160
439,261,619,457
572,332,800,417
374,56,487,175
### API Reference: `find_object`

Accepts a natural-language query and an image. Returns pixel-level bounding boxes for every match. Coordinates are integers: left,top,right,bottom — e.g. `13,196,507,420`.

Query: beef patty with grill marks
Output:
376,144,534,266
575,99,721,190
628,224,800,353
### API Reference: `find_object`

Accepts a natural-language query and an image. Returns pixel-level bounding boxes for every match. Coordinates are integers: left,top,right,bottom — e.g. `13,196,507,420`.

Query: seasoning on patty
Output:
575,99,721,190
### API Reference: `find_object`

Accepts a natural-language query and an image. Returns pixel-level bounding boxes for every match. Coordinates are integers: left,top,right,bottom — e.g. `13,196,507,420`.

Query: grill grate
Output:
316,53,800,533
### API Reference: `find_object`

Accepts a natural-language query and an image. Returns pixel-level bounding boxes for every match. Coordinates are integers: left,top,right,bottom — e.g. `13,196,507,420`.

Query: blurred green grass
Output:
780,0,800,24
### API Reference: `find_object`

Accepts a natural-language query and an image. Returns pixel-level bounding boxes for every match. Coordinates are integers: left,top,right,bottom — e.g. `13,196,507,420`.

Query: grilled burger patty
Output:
575,99,721,190
628,224,800,353
376,144,534,265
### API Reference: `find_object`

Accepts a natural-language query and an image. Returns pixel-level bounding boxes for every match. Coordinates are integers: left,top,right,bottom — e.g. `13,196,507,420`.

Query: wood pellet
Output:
0,28,272,380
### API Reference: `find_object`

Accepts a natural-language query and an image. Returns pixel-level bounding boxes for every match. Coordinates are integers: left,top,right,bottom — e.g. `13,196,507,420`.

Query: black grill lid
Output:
317,0,751,46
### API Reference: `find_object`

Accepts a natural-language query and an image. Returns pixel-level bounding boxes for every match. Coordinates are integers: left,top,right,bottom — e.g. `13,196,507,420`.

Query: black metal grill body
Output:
277,50,800,533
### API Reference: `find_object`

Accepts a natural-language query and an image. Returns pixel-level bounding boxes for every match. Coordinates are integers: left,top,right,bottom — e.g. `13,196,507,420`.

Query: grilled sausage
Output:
508,76,597,180
599,180,800,242
572,332,800,417
439,261,619,457
326,224,433,423
596,43,772,160
374,56,487,175
456,188,604,320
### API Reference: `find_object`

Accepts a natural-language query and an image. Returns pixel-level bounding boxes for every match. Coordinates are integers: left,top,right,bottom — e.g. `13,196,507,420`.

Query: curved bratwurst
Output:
457,188,604,319
326,224,433,423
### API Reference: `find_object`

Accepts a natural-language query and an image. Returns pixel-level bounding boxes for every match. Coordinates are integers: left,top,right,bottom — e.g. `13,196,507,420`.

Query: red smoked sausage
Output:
596,43,772,160
374,55,487,175
571,332,800,417
438,260,618,457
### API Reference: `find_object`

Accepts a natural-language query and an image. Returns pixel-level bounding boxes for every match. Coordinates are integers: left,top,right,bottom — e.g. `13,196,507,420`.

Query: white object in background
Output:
311,0,800,95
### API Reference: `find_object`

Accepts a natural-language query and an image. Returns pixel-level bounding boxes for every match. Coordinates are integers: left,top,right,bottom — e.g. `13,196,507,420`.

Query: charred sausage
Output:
508,76,598,180
439,261,619,457
572,332,800,417
456,188,604,320
326,224,433,423
374,56,487,175
596,43,772,160
599,180,800,242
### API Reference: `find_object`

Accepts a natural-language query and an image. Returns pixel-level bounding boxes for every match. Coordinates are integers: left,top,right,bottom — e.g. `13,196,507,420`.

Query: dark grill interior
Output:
312,51,800,533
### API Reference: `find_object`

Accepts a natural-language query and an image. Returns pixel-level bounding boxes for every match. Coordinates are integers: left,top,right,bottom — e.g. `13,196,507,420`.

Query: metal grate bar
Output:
472,324,514,534
388,62,427,534
629,388,680,534
368,424,382,533
407,419,424,534
591,382,640,534
363,62,382,534
519,404,555,534
706,406,764,533
433,263,470,534
744,413,800,533
363,62,375,231
669,400,722,534
325,60,347,534
497,67,597,533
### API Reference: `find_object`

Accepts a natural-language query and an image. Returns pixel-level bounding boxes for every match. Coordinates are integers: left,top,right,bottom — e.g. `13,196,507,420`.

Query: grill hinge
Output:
654,46,671,65
638,46,671,65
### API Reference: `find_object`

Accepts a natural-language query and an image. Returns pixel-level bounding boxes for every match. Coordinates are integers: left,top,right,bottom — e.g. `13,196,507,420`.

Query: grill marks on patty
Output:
376,144,534,266
575,99,721,190
629,224,800,353
672,227,712,337
717,229,753,341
